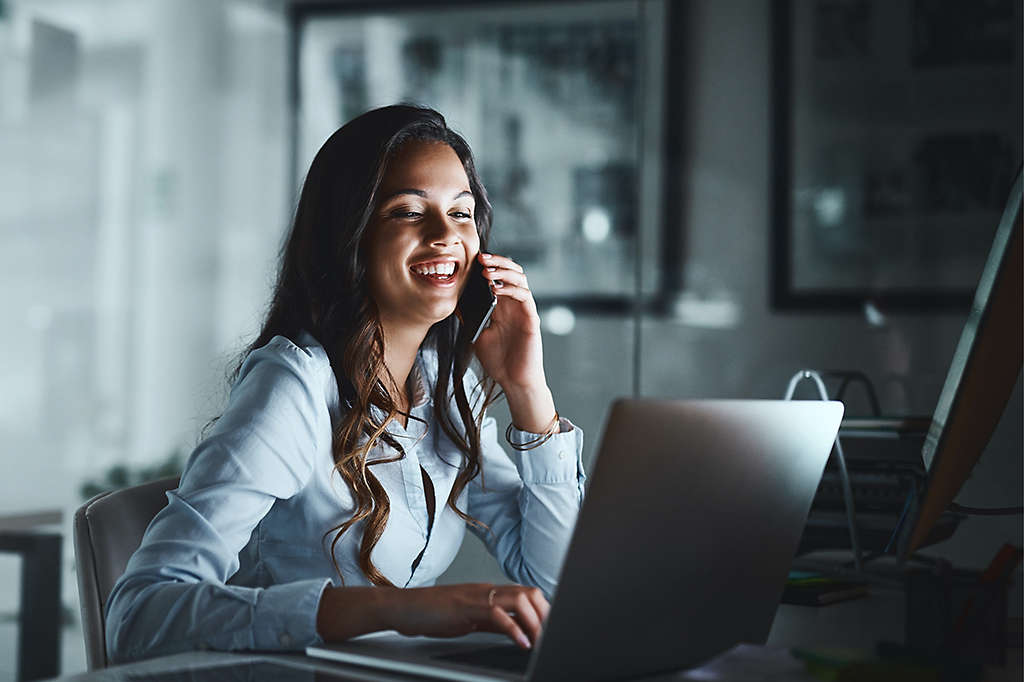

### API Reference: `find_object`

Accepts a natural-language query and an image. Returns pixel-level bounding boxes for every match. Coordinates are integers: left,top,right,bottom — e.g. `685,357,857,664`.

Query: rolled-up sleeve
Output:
467,407,586,599
105,338,332,663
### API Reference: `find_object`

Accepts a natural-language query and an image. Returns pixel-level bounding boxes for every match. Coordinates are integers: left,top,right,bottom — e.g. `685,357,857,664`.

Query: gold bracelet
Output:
505,411,560,451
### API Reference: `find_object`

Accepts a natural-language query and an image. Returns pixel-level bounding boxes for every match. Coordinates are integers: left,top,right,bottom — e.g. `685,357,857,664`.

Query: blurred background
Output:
0,0,1020,677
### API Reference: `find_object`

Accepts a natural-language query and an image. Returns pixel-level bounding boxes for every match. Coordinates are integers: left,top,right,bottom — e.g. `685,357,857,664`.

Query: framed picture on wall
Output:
290,0,668,313
770,0,1022,311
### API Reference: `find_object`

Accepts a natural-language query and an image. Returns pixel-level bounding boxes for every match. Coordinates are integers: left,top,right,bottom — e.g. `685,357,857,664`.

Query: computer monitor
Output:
897,166,1023,558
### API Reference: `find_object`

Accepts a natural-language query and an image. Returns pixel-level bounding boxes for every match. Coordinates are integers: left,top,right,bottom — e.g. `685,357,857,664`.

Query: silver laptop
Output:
307,399,844,681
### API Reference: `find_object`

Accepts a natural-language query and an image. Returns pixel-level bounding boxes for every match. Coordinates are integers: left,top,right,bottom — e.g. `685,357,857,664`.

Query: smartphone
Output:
458,258,498,344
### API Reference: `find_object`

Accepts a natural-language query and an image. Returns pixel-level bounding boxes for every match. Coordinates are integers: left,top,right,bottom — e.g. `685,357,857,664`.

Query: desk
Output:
0,510,63,681
40,588,1022,682
41,649,815,682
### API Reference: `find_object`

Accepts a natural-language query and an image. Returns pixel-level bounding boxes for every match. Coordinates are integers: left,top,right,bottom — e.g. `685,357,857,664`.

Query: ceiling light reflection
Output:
581,207,611,243
542,305,576,335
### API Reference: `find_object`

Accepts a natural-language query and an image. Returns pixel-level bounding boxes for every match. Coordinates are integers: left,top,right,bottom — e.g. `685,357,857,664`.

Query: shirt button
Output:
279,633,293,647
558,450,567,460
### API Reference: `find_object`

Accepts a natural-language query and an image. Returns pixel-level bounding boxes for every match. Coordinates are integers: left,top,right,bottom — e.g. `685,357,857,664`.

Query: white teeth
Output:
412,262,456,276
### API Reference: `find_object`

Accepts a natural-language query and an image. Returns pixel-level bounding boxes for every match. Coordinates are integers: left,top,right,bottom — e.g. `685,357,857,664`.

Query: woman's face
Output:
363,140,481,333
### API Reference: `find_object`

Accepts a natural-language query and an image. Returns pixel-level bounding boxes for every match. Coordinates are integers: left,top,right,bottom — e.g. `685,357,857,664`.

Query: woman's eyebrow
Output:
380,188,474,202
380,188,427,201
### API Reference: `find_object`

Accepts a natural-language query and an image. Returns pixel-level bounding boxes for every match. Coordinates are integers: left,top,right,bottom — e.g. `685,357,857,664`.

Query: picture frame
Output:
288,0,671,315
770,0,1021,312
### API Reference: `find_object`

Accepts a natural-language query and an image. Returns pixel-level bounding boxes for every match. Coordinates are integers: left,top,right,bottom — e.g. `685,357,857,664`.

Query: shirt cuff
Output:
509,418,585,484
252,577,332,650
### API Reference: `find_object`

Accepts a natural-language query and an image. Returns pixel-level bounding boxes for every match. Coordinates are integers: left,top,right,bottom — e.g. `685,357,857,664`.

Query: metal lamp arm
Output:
785,369,863,573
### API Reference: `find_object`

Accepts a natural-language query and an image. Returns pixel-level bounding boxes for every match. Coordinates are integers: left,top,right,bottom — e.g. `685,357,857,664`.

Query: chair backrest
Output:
73,476,180,670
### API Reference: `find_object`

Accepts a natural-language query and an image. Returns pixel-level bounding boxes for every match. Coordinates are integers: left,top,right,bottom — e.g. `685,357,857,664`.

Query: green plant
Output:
79,449,186,500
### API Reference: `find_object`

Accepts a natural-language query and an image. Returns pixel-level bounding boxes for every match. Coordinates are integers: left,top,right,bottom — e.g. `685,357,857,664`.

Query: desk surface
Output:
44,592,1022,682
0,509,61,532
43,648,818,682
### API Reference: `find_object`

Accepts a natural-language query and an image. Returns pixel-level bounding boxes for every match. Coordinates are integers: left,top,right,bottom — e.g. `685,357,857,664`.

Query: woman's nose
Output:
425,213,461,247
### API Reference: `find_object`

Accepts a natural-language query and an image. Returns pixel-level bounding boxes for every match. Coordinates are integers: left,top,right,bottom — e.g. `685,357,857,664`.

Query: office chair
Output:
73,476,179,670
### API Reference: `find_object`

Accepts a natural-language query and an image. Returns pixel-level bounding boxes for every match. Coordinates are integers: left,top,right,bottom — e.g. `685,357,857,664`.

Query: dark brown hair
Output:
233,105,500,585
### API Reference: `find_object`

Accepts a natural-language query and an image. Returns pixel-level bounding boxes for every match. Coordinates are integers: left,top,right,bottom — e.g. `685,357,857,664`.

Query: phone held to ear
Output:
459,258,498,344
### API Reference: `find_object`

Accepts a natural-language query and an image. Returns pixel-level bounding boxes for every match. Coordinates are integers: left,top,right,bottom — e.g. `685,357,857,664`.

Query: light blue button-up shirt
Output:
104,331,585,663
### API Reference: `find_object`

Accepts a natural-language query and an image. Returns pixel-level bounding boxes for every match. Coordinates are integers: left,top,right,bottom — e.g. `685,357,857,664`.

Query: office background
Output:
0,0,1020,677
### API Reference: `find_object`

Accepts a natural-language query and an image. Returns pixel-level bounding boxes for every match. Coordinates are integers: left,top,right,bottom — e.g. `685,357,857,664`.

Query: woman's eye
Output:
390,210,422,219
450,211,473,220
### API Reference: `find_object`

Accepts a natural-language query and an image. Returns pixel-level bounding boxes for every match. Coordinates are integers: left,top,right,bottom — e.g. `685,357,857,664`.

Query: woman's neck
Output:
379,319,429,410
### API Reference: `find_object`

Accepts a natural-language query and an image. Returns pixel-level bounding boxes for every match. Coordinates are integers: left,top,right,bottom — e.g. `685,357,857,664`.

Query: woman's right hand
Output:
317,583,550,650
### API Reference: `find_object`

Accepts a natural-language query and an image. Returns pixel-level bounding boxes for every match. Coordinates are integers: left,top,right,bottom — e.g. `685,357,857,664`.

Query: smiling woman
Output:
102,105,586,663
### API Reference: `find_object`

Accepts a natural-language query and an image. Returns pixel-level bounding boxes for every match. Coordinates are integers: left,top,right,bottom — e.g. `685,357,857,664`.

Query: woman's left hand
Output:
472,252,545,392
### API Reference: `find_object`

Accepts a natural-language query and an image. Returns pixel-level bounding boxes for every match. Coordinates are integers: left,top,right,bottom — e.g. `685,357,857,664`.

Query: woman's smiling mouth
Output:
409,260,459,287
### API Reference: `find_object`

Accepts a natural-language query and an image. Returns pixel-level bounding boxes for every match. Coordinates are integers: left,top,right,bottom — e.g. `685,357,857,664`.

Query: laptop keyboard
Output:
437,644,532,673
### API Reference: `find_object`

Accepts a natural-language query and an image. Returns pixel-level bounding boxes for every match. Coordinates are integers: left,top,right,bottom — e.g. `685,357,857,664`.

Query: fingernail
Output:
487,266,497,272
481,252,492,259
517,635,531,649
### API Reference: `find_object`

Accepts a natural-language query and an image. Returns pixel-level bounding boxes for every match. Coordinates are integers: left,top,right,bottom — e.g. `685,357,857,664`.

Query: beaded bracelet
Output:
504,411,561,451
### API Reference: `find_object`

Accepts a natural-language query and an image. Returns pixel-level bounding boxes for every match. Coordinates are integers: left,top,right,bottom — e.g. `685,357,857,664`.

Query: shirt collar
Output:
297,327,431,409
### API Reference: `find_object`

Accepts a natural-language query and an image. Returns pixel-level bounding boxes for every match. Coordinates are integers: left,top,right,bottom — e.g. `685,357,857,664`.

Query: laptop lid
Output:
527,399,843,681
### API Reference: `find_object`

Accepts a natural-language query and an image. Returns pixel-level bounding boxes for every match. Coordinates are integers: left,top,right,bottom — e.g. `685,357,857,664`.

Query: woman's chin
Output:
421,303,458,326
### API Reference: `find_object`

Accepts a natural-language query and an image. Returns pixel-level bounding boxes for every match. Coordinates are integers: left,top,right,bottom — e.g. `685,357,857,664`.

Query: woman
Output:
105,105,585,663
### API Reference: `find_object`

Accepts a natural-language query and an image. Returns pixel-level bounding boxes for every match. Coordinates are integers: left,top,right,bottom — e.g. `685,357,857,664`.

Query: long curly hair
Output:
231,105,501,586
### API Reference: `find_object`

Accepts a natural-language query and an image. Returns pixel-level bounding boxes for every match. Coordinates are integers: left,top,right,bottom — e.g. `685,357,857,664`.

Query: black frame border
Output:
769,0,975,313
